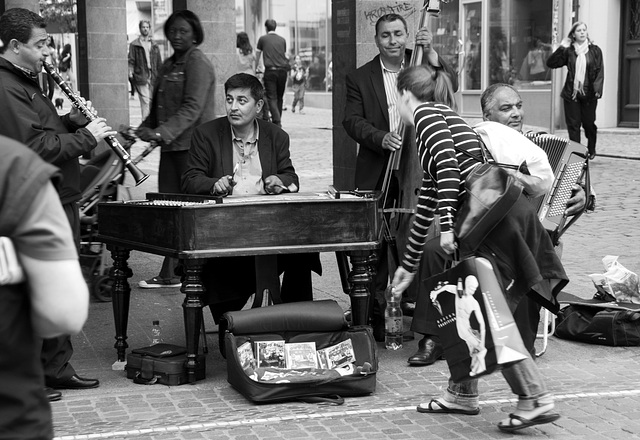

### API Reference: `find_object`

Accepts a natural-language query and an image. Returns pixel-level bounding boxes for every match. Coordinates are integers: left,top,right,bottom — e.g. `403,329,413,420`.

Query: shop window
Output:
489,0,553,89
431,0,462,82
462,1,482,90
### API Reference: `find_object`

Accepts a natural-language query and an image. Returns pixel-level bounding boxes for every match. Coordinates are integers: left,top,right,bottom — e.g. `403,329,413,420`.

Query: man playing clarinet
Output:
0,8,115,400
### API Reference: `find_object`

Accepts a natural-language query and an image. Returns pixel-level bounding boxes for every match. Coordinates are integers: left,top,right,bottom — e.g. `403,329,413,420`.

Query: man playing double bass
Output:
342,13,458,347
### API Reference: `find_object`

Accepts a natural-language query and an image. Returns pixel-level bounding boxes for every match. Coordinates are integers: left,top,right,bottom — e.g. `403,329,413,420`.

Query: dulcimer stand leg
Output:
181,258,206,383
346,250,377,326
108,246,132,364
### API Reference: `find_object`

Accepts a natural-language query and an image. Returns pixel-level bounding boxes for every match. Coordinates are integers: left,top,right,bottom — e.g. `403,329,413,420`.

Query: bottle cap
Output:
152,320,159,325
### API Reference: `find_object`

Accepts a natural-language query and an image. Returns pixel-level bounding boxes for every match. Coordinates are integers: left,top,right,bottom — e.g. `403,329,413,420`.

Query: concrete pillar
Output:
79,1,129,136
331,0,424,190
183,0,236,117
2,0,37,13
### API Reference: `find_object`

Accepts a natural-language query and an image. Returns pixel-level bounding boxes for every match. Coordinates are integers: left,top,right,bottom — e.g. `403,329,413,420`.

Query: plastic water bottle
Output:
151,320,163,345
384,286,403,350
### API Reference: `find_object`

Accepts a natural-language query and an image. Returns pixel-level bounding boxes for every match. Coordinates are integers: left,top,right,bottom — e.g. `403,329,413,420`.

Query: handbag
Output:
453,137,523,252
423,256,529,382
555,304,640,346
125,343,206,385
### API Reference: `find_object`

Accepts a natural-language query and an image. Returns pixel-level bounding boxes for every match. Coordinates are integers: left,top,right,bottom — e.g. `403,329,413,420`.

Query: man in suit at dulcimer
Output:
182,73,321,346
342,13,458,344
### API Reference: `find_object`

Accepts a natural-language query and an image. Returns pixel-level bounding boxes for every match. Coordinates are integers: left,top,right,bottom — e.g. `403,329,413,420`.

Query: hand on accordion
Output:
565,184,587,216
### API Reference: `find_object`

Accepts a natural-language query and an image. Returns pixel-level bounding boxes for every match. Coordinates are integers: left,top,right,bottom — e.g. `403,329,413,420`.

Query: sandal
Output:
498,412,560,432
417,399,480,415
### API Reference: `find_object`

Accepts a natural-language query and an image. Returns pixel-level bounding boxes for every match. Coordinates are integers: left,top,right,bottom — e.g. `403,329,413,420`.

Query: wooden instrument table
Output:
97,192,382,382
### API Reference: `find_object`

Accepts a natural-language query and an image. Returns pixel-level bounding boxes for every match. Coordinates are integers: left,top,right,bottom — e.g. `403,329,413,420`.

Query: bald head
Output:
481,83,524,132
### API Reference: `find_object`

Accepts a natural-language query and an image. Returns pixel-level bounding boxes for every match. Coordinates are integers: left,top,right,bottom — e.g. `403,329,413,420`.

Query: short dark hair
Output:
375,14,408,36
265,19,277,32
224,73,265,102
139,20,151,31
0,8,47,48
164,10,204,45
480,83,520,113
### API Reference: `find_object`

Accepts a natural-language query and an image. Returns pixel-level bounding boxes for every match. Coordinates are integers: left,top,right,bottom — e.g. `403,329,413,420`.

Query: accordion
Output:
524,133,589,245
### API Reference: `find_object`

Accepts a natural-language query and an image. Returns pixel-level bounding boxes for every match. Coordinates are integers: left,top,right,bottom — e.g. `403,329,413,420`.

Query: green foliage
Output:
39,0,77,33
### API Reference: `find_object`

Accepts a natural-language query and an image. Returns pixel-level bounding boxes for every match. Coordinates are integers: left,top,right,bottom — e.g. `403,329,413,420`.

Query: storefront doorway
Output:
619,0,640,127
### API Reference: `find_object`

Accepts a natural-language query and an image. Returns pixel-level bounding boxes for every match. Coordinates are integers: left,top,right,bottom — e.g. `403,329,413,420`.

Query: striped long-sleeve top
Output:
401,103,483,273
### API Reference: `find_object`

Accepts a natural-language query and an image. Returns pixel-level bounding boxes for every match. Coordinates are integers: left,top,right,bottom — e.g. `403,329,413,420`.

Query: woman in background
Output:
547,22,603,160
58,43,73,90
44,35,57,100
136,9,216,288
236,31,256,75
290,55,307,114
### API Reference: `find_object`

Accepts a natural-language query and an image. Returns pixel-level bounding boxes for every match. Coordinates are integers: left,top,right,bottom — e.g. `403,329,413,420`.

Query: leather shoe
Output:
49,375,100,390
45,387,62,402
408,336,444,366
401,300,416,317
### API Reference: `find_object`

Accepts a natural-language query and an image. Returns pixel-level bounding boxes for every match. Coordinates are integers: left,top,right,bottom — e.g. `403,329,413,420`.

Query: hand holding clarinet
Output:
67,100,117,143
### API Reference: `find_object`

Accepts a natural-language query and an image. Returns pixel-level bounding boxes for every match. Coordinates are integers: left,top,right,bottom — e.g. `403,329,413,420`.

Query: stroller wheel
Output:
93,275,113,302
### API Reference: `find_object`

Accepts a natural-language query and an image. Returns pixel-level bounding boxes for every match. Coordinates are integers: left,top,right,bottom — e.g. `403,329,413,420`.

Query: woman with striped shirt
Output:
391,65,566,432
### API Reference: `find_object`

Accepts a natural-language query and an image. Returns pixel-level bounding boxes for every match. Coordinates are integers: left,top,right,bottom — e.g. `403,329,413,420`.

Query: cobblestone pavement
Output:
52,97,640,439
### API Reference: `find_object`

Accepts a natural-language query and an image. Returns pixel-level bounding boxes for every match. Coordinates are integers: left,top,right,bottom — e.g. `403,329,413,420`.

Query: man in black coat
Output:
0,8,113,398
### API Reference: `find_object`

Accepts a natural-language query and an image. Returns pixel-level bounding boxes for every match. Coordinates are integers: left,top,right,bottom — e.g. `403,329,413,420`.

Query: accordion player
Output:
475,121,591,245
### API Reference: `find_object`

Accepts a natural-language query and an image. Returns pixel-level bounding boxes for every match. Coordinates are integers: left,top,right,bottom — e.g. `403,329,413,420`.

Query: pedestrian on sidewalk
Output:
547,21,603,160
136,9,216,289
391,65,566,433
128,20,162,120
255,19,289,127
0,134,90,440
290,55,307,114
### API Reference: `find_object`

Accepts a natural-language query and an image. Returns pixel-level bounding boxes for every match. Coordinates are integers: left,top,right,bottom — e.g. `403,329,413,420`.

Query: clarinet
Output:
43,61,149,186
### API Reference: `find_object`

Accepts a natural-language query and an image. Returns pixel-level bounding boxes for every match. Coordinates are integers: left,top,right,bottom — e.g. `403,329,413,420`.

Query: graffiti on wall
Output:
363,2,417,26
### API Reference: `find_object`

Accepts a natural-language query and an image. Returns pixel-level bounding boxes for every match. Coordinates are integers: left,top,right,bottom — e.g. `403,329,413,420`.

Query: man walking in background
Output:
129,20,162,119
256,18,289,127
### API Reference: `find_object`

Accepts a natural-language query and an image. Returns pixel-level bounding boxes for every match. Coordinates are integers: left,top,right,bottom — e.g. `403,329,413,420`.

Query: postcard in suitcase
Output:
222,300,378,404
125,343,206,386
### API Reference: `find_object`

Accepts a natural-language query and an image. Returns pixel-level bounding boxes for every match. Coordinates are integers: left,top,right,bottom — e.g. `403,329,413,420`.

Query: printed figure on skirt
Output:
390,65,568,433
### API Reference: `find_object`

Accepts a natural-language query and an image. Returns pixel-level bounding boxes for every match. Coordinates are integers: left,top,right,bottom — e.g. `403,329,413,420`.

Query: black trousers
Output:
42,202,80,385
564,97,598,155
263,69,287,126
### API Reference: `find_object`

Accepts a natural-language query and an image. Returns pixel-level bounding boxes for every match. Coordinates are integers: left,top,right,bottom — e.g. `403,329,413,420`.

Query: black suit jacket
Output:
182,117,299,195
342,50,458,190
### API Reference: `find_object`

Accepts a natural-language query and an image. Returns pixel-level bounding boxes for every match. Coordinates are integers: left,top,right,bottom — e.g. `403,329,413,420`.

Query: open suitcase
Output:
222,300,378,404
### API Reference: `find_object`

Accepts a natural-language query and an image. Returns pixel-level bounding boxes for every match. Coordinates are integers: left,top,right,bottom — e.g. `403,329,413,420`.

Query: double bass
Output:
381,0,451,299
